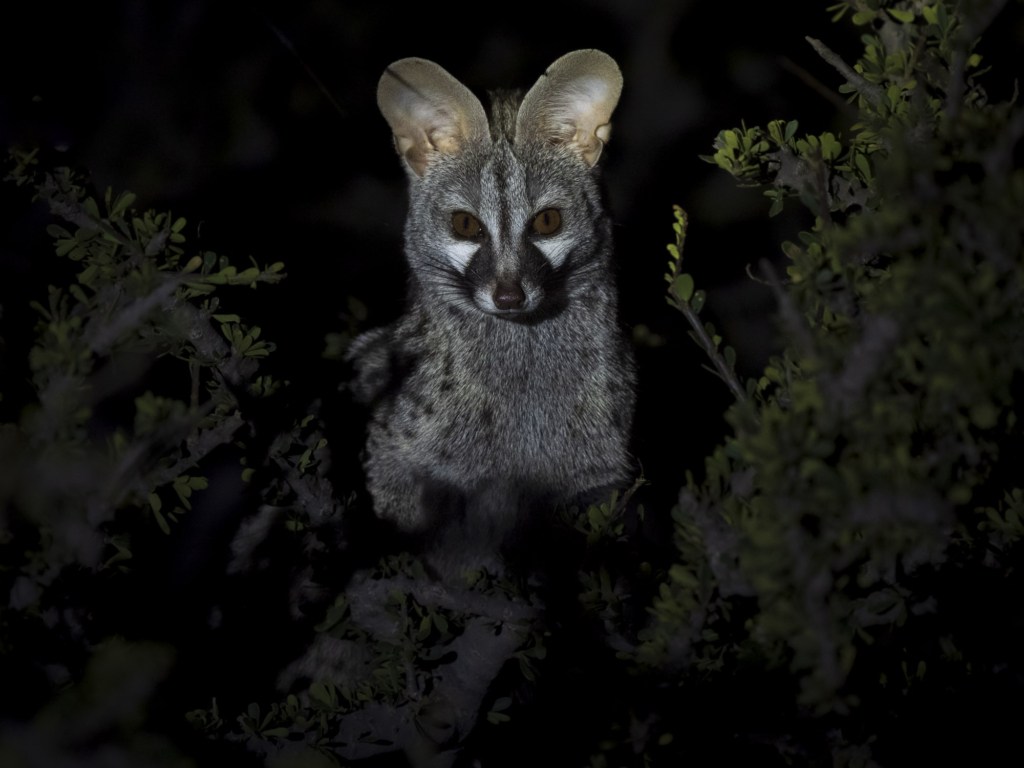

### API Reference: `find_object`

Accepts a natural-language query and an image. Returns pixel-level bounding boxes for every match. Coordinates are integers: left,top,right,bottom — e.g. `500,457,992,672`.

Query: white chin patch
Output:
445,241,481,271
532,234,572,268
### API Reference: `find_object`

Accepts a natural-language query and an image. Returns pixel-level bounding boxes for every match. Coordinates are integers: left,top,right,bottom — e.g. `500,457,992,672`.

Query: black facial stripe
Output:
491,152,512,244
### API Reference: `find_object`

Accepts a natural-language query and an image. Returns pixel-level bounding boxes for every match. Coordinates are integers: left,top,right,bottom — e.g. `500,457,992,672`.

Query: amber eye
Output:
452,211,482,238
532,208,562,235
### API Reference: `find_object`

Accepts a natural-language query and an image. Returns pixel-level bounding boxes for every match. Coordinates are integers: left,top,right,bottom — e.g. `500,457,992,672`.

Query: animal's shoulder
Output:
345,311,435,404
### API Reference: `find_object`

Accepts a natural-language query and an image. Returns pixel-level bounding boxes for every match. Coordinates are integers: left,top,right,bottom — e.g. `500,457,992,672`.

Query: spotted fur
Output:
349,52,636,548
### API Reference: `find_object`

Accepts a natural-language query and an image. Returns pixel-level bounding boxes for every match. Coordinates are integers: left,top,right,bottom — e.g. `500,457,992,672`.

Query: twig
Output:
946,50,966,120
746,263,770,285
960,0,1010,42
779,56,859,118
947,0,1009,120
760,259,816,357
82,278,181,356
612,470,647,517
666,207,748,404
39,172,146,263
805,37,885,107
259,13,347,121
684,304,747,403
812,146,833,229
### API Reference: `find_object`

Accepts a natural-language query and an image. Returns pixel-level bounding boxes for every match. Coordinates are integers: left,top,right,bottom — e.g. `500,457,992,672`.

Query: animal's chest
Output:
388,321,608,478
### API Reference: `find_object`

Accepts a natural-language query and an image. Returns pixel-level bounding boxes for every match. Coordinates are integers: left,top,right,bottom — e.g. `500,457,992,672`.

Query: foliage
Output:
610,0,1024,762
2,1,1023,766
0,153,566,765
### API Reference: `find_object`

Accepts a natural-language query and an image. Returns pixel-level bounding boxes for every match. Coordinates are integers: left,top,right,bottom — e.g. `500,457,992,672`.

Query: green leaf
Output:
819,132,841,161
828,2,848,22
784,120,799,142
851,10,876,25
68,285,90,305
153,507,171,535
672,274,695,302
855,153,872,182
110,191,137,219
888,8,914,23
262,727,290,738
55,239,77,257
887,84,901,110
235,267,260,282
691,289,706,314
492,697,512,712
310,682,331,705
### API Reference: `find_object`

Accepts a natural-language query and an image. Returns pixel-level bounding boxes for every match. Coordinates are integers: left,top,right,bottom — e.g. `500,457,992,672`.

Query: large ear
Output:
377,58,490,177
515,50,623,167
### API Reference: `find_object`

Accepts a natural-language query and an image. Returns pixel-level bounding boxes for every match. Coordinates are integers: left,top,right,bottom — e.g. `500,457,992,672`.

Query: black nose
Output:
493,281,526,310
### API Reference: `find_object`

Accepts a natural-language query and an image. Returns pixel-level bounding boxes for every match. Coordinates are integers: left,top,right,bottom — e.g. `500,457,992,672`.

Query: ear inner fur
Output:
377,57,491,177
515,49,623,167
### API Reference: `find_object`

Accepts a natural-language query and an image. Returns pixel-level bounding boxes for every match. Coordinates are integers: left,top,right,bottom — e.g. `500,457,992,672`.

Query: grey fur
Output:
349,52,636,554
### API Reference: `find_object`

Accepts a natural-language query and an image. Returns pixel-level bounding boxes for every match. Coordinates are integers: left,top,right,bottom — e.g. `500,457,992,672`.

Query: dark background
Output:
2,1,1024,762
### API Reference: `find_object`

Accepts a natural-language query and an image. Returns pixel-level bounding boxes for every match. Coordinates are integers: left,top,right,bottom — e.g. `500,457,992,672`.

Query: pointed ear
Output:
516,50,623,167
377,58,490,177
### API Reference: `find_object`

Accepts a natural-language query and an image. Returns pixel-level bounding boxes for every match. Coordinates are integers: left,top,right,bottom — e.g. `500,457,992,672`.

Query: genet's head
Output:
377,51,623,321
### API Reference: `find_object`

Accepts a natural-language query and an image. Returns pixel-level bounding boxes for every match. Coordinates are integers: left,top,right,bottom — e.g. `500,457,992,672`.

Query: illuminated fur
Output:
349,51,636,552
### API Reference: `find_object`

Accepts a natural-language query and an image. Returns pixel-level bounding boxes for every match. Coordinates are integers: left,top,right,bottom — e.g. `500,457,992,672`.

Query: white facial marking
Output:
444,240,481,271
474,286,498,312
533,233,573,268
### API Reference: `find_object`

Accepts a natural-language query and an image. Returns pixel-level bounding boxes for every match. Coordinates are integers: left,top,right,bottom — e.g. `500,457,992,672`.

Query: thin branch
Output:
259,13,347,121
805,37,885,107
82,277,181,356
612,470,647,517
746,263,770,285
680,296,747,403
778,56,859,118
946,50,966,120
39,172,145,262
667,207,748,404
760,259,816,357
960,0,1010,42
812,146,834,229
947,0,1009,120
